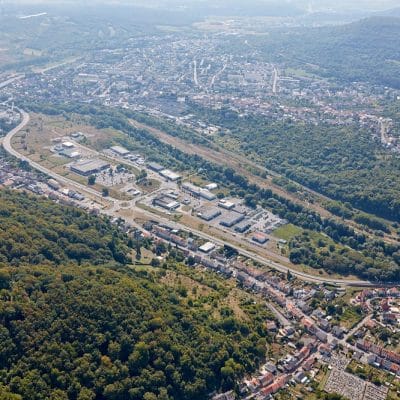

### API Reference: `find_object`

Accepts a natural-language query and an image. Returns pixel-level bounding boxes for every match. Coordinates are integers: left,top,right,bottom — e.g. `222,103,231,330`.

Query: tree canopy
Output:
0,189,270,399
0,190,130,267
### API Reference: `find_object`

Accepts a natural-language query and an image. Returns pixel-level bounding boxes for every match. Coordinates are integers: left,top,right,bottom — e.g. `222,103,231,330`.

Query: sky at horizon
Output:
3,0,400,17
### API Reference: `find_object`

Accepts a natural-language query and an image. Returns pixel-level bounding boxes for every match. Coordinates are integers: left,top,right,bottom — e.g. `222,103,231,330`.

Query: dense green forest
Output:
0,190,130,266
0,190,270,399
0,264,269,400
0,121,17,137
251,17,400,88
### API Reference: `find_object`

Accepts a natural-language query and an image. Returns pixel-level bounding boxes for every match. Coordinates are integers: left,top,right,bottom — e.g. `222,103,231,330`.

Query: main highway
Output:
2,109,380,287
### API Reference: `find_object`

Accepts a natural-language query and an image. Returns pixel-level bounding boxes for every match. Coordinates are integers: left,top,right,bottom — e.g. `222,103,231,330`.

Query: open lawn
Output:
338,306,365,329
273,223,303,241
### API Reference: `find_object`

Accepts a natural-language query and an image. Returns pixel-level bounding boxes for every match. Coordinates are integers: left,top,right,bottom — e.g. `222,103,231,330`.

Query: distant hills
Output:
255,16,400,88
375,7,400,17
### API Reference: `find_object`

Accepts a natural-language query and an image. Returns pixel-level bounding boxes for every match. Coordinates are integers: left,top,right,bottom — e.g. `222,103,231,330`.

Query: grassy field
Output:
285,67,323,80
137,178,161,194
317,367,330,391
273,224,303,241
338,306,364,329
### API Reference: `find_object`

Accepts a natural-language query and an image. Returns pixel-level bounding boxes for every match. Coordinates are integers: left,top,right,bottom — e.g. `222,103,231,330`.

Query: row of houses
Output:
279,342,317,374
356,339,400,365
358,287,400,302
153,225,188,248
151,225,235,277
300,317,328,343
366,353,400,376
232,260,292,295
260,374,291,397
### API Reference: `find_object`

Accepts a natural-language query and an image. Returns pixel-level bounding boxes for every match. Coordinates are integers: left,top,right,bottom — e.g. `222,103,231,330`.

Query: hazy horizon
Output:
4,0,400,11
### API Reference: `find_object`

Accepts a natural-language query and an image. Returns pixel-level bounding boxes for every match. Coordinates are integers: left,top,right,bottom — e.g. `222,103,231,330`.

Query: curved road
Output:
3,110,113,203
2,109,380,287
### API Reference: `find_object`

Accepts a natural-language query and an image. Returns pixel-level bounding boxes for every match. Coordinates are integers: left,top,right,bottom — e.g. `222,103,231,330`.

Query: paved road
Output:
193,59,200,87
0,74,25,89
210,62,227,88
2,109,381,287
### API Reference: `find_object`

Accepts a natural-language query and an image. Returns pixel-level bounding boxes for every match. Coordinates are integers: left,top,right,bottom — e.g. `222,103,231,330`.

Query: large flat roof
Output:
198,207,221,221
182,182,201,195
220,211,245,227
148,162,164,171
110,145,130,155
199,242,216,253
71,159,110,173
160,169,181,181
234,219,252,231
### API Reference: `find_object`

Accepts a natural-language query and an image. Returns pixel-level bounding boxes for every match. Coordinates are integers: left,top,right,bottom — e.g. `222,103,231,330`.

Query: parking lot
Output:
94,166,136,188
144,181,287,244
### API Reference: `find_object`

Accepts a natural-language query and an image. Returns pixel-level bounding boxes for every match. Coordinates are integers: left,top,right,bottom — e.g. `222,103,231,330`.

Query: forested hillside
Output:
0,190,130,266
254,17,400,88
0,190,269,400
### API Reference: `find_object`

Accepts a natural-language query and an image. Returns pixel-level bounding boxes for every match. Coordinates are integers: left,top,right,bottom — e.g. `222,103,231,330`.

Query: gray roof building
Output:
220,212,245,227
198,207,222,221
70,159,110,176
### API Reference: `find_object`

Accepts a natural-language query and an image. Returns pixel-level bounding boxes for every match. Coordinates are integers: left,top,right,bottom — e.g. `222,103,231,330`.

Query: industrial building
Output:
199,189,216,201
160,169,181,181
197,207,222,221
110,145,130,157
165,191,179,200
71,132,85,139
148,162,164,172
218,199,235,210
59,148,80,158
234,220,252,233
70,159,110,176
182,182,201,196
204,183,218,190
220,212,245,228
199,242,216,253
182,182,216,200
153,195,180,211
62,141,74,148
